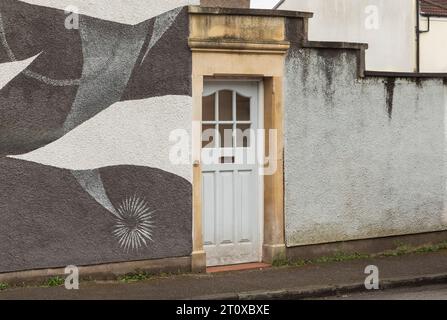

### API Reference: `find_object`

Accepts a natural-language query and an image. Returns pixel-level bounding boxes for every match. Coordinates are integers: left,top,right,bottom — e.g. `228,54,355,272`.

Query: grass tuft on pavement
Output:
273,241,447,268
43,276,65,288
118,271,176,283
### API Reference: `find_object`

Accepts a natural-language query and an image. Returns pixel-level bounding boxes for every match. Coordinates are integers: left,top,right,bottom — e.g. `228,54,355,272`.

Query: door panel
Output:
220,170,234,244
239,170,253,243
202,171,216,246
201,81,261,267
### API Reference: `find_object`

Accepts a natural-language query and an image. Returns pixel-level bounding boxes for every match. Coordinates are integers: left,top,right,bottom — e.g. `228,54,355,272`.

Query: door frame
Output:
201,78,265,266
190,52,287,273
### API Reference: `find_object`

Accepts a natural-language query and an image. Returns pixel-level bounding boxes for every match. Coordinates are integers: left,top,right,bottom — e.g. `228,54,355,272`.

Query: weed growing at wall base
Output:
272,252,370,267
381,241,447,257
44,276,65,288
119,271,185,283
272,241,447,267
119,272,154,283
0,283,8,291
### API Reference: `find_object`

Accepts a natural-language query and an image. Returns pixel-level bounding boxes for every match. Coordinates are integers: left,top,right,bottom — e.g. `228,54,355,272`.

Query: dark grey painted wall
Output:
0,159,191,273
0,0,192,273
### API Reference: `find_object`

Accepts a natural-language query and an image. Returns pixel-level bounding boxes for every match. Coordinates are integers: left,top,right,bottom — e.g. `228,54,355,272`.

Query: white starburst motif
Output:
113,195,155,252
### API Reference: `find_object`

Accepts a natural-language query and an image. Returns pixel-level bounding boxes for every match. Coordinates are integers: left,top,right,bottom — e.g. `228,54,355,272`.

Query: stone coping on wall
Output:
300,40,447,79
189,6,294,54
191,5,447,80
302,40,369,50
190,5,314,18
365,71,447,78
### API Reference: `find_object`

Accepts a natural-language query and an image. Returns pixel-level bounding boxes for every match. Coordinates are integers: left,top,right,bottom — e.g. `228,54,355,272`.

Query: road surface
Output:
321,284,447,300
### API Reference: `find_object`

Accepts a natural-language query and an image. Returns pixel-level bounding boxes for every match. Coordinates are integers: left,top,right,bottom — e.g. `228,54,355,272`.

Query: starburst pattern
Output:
113,195,155,252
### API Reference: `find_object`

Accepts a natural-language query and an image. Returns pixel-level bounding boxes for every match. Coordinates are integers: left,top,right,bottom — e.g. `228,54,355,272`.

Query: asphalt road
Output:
321,284,447,300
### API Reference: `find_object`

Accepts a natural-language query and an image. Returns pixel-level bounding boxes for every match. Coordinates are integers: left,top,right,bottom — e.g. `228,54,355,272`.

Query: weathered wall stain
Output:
384,78,395,119
316,49,337,107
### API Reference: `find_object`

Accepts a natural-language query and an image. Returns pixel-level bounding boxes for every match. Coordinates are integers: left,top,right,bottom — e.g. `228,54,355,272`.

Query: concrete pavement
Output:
0,250,447,300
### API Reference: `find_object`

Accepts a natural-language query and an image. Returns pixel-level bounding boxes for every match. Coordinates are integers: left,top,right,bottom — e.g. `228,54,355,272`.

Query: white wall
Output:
10,96,193,182
19,0,199,24
251,0,277,8
278,0,417,72
420,16,447,73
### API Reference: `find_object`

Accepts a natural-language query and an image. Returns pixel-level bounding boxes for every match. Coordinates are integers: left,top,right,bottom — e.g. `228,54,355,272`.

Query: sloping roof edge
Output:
273,0,285,10
420,0,447,17
273,0,447,17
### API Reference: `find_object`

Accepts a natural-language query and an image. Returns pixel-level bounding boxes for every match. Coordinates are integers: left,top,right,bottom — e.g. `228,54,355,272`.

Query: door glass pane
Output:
219,124,233,148
219,90,233,121
202,94,216,121
202,124,216,148
220,157,235,164
236,94,250,121
236,124,251,148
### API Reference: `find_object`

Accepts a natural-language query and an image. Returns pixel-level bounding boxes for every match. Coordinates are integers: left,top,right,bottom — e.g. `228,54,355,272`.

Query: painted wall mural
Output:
0,0,195,273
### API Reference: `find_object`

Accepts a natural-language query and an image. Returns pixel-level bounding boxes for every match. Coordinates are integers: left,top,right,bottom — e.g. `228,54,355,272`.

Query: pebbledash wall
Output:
0,0,198,273
1,0,447,275
283,30,447,246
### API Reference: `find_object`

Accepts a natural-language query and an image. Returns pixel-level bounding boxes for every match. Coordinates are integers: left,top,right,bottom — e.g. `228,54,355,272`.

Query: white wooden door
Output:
201,81,261,267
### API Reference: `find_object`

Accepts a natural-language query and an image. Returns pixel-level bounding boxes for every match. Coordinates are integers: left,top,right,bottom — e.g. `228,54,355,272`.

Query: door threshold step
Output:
207,263,271,274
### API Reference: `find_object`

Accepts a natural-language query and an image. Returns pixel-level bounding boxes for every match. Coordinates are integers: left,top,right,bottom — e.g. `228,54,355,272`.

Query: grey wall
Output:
278,0,417,72
284,45,447,247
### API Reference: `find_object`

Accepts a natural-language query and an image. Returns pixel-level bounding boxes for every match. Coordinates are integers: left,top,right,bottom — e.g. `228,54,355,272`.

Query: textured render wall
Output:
284,46,447,247
278,0,416,72
0,0,196,272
